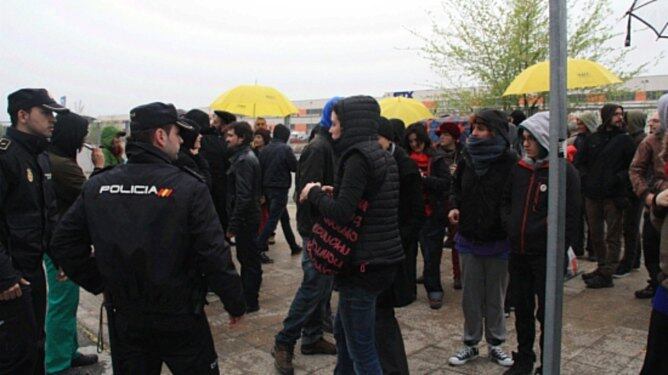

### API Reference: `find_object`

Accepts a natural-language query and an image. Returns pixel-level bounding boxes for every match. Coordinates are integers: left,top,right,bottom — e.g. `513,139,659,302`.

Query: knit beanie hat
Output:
378,117,394,141
435,122,461,141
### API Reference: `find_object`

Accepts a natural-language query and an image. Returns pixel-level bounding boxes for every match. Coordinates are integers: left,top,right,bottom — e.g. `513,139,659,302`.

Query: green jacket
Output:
100,126,124,167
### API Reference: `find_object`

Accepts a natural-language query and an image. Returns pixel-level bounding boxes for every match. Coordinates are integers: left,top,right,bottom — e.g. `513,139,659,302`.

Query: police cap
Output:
7,88,69,116
130,102,194,132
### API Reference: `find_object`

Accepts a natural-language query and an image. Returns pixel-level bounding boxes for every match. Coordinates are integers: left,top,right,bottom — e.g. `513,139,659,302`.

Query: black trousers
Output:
236,222,263,309
642,213,661,288
107,310,219,375
0,268,46,375
375,307,409,375
641,308,668,374
620,195,643,269
509,253,546,365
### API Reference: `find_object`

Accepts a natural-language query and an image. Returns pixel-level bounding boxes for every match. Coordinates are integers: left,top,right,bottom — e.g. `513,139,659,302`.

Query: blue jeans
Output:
256,187,300,251
420,218,445,299
275,239,333,348
334,284,382,375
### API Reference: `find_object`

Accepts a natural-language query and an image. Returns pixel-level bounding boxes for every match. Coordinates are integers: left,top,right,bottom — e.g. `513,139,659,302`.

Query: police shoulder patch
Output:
0,138,11,151
179,165,206,183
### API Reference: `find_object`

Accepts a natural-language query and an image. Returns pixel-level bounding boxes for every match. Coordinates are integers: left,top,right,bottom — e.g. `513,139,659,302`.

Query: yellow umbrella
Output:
379,97,433,126
502,58,622,96
210,84,299,117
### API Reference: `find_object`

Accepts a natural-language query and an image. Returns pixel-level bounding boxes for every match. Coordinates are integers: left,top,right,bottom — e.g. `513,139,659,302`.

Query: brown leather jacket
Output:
630,133,668,200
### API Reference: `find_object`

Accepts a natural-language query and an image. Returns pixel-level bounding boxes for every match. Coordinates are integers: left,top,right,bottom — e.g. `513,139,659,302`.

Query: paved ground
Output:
75,205,652,374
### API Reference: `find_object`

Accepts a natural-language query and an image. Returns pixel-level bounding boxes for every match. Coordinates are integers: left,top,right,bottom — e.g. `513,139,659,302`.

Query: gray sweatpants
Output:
460,253,508,346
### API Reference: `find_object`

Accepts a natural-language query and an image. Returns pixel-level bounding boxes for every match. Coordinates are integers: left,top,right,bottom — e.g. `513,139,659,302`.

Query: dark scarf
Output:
466,134,507,176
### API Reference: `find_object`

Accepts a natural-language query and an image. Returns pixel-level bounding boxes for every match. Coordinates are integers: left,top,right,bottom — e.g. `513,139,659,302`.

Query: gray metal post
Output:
544,0,567,374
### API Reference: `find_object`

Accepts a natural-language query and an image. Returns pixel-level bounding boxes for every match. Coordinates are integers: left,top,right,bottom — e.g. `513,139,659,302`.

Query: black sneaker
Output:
635,283,656,299
503,352,534,375
290,246,303,256
585,274,613,289
613,265,631,279
71,353,98,367
260,252,274,264
448,346,479,366
581,270,599,281
416,275,424,284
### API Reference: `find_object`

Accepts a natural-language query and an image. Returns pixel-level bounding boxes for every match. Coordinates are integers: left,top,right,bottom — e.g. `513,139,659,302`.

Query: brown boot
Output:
272,343,294,375
301,338,337,355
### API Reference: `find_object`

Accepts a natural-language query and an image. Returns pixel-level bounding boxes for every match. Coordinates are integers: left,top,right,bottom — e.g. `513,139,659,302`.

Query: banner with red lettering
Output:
306,199,369,275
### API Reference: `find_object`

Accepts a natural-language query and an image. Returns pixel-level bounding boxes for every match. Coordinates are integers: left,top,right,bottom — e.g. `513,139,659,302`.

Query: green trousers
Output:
44,255,80,374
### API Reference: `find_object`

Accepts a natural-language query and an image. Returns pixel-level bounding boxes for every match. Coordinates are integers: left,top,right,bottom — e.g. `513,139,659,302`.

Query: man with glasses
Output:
575,104,636,289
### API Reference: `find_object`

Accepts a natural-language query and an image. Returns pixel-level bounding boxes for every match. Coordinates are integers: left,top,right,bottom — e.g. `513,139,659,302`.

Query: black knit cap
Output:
272,124,291,143
474,108,510,144
378,117,394,141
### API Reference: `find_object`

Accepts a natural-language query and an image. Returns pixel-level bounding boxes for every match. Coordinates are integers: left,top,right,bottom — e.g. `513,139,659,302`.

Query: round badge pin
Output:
540,184,547,192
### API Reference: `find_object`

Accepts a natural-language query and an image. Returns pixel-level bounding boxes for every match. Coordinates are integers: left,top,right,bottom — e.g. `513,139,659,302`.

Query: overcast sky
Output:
1,0,666,120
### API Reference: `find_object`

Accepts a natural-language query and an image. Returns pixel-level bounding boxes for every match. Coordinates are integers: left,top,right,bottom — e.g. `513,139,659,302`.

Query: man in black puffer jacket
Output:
256,124,301,254
575,103,636,288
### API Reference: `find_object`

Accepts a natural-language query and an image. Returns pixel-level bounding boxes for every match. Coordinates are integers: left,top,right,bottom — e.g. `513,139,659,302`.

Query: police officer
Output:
50,102,246,375
0,88,66,375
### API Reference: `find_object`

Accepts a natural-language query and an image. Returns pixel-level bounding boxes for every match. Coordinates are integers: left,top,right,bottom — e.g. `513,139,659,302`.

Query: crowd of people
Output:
0,87,667,375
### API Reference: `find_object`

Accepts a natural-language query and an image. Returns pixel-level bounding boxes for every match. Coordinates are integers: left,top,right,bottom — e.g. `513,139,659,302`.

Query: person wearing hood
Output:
100,125,126,167
389,118,406,150
615,111,647,278
575,103,636,289
198,109,235,235
405,122,451,309
44,112,103,374
630,101,668,299
273,98,340,375
172,116,212,189
501,112,581,375
300,95,404,375
256,124,302,257
508,109,526,151
447,109,517,369
225,121,263,313
374,117,423,375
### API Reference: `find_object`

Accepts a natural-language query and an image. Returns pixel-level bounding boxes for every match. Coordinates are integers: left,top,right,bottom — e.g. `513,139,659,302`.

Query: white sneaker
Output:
488,345,514,367
448,346,479,366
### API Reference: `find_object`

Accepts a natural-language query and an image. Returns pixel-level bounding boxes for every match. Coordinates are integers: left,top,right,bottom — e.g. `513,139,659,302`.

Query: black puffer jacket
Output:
226,145,262,233
574,125,636,201
296,127,336,237
307,96,404,269
258,127,297,189
502,159,581,255
451,148,518,242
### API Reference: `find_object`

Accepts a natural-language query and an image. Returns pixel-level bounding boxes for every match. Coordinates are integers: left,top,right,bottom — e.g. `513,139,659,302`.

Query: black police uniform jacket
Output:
50,142,246,317
0,127,58,291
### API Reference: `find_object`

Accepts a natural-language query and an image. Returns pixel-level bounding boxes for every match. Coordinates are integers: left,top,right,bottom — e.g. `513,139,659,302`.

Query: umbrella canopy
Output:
379,97,434,126
502,58,622,96
210,84,299,117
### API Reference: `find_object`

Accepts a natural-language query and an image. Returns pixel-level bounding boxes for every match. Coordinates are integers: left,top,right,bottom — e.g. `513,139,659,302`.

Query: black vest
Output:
337,141,404,267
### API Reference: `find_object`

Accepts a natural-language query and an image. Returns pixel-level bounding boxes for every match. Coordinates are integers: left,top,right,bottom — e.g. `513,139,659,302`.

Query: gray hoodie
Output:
518,112,550,164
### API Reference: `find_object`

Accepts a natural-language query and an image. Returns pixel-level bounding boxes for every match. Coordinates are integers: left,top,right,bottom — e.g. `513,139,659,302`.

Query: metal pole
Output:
544,0,567,374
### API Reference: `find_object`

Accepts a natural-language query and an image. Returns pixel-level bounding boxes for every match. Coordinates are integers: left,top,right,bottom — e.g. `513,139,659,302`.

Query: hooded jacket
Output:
574,114,636,201
48,112,89,216
307,96,404,275
502,112,581,255
100,126,125,167
50,141,246,318
258,124,297,189
625,111,647,145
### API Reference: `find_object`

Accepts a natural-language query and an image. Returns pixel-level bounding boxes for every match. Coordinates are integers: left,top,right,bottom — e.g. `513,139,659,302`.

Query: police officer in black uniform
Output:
50,102,246,375
0,88,66,375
